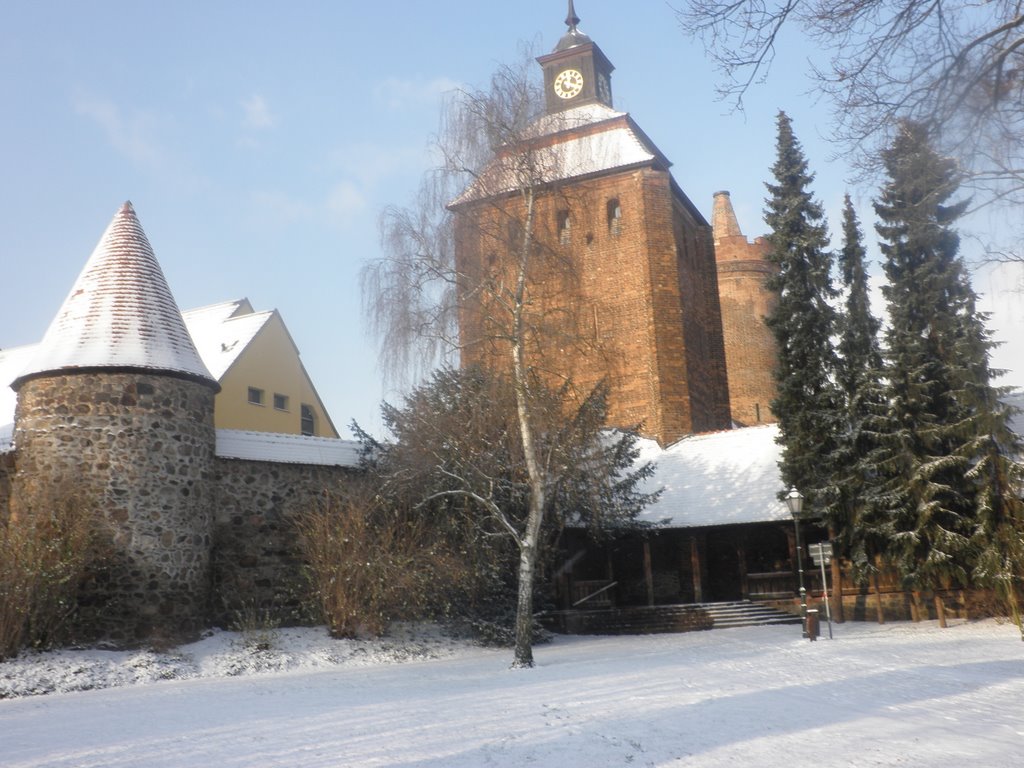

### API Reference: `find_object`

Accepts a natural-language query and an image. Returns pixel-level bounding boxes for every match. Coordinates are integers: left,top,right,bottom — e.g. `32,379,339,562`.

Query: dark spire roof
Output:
554,0,592,51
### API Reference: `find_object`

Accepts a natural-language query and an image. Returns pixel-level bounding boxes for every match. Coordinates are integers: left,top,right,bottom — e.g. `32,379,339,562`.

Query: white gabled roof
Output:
451,105,664,207
182,300,273,380
634,424,789,528
215,429,360,467
0,344,36,441
15,202,215,387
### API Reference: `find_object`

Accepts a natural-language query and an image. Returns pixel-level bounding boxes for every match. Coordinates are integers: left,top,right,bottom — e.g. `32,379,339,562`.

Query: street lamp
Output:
786,487,808,638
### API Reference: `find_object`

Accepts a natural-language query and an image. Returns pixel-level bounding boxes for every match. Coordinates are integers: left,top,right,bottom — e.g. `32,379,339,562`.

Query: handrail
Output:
572,580,618,607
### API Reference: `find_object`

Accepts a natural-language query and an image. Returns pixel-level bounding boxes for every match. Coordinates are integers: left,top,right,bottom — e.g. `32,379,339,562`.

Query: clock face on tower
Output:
553,68,584,99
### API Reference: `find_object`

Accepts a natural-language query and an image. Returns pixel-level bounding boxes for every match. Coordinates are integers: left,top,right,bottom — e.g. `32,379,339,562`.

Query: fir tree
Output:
869,121,1024,624
763,111,843,522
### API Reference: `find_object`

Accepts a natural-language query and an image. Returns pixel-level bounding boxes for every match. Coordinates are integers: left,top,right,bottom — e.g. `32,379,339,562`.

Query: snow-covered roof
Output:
451,105,665,207
215,429,360,467
634,424,789,528
14,202,215,388
182,300,273,381
0,344,35,445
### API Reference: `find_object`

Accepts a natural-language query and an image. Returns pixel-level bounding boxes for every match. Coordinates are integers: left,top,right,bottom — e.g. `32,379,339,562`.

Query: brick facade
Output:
712,191,779,426
454,167,731,446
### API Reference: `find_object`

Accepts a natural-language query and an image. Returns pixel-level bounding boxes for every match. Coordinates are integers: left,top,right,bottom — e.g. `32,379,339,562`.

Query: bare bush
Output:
0,492,100,659
292,484,471,639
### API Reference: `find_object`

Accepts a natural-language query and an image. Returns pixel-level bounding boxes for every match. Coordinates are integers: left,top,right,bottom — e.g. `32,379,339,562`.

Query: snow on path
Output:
2,620,1023,767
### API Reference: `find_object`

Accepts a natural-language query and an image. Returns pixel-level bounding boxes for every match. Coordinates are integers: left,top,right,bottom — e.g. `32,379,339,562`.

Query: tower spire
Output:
566,0,580,33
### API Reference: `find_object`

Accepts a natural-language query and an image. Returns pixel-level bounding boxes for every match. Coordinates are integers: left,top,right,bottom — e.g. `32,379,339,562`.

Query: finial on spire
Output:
566,0,580,33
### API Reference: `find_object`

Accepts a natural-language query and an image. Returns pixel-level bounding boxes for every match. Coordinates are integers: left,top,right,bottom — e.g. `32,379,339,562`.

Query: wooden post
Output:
828,528,844,623
737,538,748,600
643,539,654,607
690,534,705,604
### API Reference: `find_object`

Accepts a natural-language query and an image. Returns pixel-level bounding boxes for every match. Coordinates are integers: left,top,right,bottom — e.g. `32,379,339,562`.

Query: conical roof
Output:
712,190,744,243
14,202,215,388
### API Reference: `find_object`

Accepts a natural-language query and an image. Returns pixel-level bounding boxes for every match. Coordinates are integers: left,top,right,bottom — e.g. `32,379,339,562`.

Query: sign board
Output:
809,542,833,565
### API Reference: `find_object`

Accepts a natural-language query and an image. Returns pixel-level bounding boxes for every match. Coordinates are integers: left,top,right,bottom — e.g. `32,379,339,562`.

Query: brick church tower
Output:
451,4,731,446
712,190,779,426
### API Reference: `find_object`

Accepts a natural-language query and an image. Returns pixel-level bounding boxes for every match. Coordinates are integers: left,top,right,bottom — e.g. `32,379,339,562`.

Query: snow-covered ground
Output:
2,619,1023,767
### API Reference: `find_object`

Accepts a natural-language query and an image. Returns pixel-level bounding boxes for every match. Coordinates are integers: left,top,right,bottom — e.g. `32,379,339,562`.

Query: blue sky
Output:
2,1,1020,438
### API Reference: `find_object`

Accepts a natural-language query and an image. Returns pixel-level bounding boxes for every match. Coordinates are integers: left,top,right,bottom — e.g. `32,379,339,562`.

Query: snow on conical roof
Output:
15,202,215,387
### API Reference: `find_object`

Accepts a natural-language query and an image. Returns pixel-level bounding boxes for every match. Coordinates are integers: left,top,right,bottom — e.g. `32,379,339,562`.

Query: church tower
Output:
10,202,220,645
451,4,731,445
712,190,779,426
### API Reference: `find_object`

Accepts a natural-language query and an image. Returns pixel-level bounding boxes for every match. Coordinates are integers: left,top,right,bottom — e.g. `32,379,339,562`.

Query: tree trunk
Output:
512,541,538,668
934,592,947,628
911,590,923,622
510,188,544,669
873,572,885,624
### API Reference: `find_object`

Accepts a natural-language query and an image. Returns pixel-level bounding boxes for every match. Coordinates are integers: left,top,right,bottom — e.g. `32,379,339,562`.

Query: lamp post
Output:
786,487,808,638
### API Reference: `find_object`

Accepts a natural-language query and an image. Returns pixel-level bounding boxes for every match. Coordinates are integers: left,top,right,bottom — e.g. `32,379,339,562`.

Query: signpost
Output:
808,542,834,639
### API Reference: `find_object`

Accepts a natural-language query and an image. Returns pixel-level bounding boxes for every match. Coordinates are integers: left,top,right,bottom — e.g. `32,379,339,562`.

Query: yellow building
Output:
183,299,339,438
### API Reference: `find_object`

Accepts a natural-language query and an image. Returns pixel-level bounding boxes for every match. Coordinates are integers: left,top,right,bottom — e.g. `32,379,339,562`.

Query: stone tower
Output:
10,202,220,645
712,190,779,426
451,6,731,446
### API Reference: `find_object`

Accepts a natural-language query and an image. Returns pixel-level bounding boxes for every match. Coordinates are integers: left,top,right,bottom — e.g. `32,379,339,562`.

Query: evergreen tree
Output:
763,111,843,522
833,195,885,573
869,121,1024,624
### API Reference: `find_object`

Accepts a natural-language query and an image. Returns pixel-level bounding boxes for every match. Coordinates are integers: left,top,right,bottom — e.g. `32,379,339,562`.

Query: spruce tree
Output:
834,195,885,574
763,111,843,523
869,121,1023,623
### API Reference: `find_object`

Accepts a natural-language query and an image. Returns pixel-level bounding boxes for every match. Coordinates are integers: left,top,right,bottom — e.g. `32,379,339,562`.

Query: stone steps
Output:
541,600,801,635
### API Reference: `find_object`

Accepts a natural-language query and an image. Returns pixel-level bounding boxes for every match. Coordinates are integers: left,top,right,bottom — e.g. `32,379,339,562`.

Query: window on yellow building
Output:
273,393,289,411
248,387,264,406
300,404,315,436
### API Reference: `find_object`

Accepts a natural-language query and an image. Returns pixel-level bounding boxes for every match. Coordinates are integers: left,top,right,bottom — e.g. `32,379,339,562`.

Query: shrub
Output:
0,493,100,659
292,483,472,638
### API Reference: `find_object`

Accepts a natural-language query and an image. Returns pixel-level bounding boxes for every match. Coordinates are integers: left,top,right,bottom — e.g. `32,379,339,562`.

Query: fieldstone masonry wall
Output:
211,458,354,627
10,371,218,644
0,451,13,521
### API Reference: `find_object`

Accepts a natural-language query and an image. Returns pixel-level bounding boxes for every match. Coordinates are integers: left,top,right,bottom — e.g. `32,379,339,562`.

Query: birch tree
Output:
362,57,650,667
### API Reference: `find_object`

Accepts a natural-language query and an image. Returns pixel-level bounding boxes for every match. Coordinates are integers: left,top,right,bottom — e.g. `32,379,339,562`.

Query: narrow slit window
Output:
607,198,622,234
557,210,571,245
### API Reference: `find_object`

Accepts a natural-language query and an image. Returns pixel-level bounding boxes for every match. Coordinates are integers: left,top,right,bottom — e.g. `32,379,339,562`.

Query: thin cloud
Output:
73,93,166,170
325,180,368,228
241,94,275,131
372,76,461,111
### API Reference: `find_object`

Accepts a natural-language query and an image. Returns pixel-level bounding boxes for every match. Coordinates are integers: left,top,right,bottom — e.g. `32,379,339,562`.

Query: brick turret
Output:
712,191,779,426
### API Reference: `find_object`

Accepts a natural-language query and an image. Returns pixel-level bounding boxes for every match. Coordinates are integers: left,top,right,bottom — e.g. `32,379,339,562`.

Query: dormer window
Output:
557,210,571,245
607,199,622,234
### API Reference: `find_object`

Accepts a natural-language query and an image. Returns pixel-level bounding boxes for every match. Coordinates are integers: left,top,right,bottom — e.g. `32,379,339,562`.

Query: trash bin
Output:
805,609,820,641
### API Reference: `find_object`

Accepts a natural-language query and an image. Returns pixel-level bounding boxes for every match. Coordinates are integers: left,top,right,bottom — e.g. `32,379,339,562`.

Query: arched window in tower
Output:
557,209,571,245
607,198,622,234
